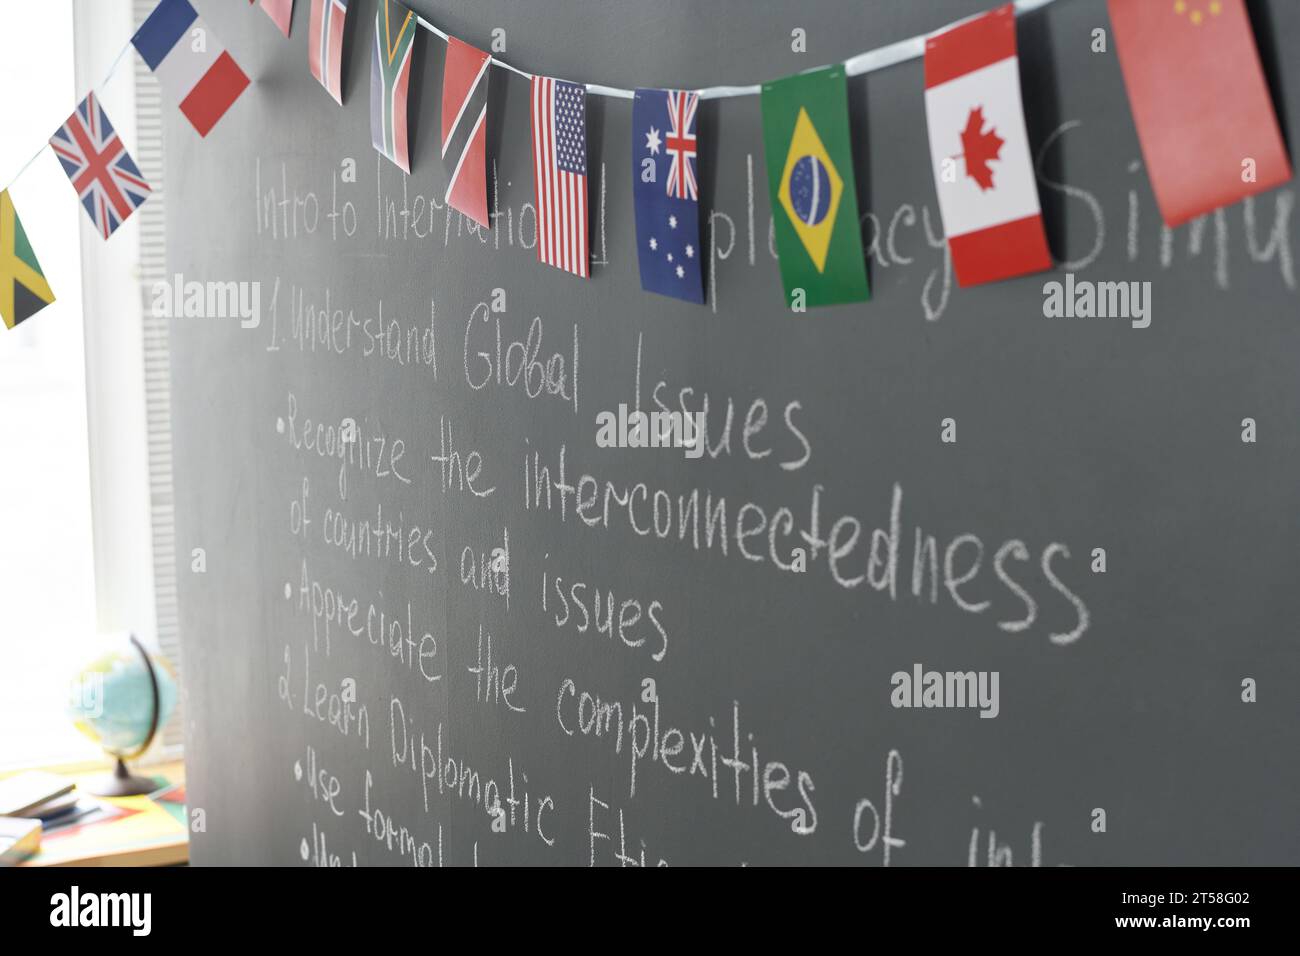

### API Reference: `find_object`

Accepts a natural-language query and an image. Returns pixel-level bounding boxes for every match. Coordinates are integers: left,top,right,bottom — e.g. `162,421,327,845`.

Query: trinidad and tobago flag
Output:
441,36,491,227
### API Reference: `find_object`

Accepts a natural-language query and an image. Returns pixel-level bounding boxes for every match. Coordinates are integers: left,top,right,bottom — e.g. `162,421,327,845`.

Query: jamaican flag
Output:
0,189,55,329
761,66,869,309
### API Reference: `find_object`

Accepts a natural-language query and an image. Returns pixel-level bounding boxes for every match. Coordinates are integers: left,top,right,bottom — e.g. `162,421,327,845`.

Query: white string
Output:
4,0,1063,193
418,0,1060,98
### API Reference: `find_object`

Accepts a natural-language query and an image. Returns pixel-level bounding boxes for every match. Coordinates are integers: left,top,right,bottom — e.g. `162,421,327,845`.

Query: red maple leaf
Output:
958,106,1004,191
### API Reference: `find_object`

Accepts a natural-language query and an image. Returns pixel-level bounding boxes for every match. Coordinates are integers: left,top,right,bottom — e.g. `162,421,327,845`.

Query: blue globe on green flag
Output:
789,155,833,226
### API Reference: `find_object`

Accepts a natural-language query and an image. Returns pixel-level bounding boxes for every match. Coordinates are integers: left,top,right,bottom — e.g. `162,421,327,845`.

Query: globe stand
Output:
85,634,164,799
88,757,159,798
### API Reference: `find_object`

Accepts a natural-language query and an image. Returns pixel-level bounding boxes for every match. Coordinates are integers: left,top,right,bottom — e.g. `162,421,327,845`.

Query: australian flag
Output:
632,88,703,304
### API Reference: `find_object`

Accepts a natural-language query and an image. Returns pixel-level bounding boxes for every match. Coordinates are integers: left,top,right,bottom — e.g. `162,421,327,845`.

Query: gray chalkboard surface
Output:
168,0,1300,865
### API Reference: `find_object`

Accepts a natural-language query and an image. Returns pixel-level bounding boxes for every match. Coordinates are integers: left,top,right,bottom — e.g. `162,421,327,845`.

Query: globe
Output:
67,634,177,796
789,154,832,226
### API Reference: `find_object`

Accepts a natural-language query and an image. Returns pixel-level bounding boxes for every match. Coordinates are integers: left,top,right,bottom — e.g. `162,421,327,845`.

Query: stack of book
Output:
0,816,41,865
0,771,119,864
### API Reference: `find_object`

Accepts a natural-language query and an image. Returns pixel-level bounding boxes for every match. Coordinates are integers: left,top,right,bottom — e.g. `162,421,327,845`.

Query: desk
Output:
18,761,188,867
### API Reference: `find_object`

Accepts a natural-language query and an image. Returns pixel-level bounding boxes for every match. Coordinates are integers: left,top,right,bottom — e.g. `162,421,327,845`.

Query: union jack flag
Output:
49,93,152,240
665,90,698,201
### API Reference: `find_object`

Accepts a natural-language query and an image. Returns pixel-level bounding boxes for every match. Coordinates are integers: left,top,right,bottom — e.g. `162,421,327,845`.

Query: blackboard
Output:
168,0,1300,866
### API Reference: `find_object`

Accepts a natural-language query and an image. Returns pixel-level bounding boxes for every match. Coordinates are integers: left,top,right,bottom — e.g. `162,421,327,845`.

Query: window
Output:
0,0,181,770
0,0,100,768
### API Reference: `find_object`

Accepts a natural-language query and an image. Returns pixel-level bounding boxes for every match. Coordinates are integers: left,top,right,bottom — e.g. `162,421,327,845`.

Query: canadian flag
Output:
924,4,1051,288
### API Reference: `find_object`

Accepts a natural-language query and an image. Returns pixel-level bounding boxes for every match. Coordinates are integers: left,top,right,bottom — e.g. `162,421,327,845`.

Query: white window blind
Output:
132,0,183,756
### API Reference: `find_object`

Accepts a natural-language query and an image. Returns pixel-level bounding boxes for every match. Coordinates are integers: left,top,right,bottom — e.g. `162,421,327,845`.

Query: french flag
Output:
133,0,250,138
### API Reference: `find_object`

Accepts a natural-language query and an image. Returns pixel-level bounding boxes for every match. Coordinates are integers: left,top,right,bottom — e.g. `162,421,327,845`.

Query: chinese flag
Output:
1108,0,1291,227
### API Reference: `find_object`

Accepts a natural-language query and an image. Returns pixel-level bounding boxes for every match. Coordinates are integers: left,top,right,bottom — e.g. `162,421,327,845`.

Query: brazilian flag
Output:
0,190,55,330
761,66,868,308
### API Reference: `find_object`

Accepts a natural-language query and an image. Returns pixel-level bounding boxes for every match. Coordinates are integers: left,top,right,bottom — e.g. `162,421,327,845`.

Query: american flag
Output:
530,77,589,277
49,92,152,240
665,90,698,201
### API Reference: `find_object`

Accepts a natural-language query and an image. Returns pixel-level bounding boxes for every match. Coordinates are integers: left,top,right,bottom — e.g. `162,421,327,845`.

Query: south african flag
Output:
370,0,417,173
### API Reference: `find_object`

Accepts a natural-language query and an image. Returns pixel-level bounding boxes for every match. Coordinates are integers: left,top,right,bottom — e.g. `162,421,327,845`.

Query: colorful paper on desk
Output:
41,798,130,837
34,793,184,867
149,782,188,827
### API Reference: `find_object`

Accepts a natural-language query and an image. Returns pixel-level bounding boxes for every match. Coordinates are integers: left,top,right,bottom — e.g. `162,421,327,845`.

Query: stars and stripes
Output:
308,0,349,105
664,90,698,201
530,77,589,277
49,92,152,240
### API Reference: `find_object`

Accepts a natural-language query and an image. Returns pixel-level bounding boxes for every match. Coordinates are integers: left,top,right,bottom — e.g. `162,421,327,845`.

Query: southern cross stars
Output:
648,218,696,281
